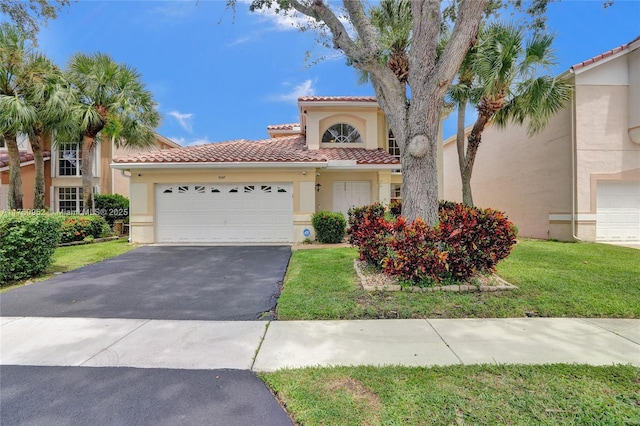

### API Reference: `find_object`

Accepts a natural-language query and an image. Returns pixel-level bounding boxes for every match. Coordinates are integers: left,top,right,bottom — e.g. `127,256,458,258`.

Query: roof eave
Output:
110,161,328,170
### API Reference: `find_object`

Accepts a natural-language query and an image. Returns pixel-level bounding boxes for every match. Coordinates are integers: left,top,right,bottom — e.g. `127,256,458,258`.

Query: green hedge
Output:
0,211,63,284
312,211,347,244
94,194,129,225
60,214,111,243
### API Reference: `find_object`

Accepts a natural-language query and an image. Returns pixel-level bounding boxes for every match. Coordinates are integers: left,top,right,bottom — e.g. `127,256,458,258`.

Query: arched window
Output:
322,123,362,144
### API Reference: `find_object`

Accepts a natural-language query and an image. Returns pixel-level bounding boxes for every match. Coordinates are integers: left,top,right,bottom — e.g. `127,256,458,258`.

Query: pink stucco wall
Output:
443,107,573,240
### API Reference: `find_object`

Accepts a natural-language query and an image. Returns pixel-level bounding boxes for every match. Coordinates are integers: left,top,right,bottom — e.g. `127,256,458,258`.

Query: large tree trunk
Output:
32,134,45,210
81,134,95,213
401,139,439,225
5,135,23,210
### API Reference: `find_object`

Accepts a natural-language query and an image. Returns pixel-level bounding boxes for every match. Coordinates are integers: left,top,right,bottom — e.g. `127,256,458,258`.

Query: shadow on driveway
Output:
0,246,291,321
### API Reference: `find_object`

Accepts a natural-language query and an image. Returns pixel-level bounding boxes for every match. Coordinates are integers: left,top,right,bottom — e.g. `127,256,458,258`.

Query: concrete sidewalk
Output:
2,317,638,371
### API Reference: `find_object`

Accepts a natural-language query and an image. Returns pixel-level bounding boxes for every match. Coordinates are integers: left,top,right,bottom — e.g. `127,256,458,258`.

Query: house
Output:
111,96,439,244
443,36,640,243
0,132,180,211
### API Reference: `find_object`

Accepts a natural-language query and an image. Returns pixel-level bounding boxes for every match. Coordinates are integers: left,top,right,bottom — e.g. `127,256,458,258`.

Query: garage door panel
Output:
156,183,293,243
596,181,640,242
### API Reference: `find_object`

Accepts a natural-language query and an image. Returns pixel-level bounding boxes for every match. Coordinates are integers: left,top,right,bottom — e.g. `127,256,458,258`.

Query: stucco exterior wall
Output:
127,168,312,243
125,167,392,243
574,84,640,214
305,107,381,150
572,52,640,240
0,162,51,210
443,107,573,240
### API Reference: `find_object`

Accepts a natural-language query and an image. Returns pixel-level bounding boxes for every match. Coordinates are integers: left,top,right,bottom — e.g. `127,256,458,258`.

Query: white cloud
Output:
168,111,194,133
239,0,322,32
153,2,196,19
272,79,316,103
227,36,252,47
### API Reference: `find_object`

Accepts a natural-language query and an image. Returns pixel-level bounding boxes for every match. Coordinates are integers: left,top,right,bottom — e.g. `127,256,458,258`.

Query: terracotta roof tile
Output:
571,35,640,71
0,151,51,169
298,96,377,103
266,123,300,130
113,135,400,166
318,147,400,165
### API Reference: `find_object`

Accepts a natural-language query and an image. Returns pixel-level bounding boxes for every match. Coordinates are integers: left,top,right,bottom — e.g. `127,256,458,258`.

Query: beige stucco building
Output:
112,96,417,244
0,132,179,211
443,36,640,243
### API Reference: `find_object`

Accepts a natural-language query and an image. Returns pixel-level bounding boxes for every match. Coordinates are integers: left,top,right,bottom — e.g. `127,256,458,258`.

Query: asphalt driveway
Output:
0,246,291,321
1,366,292,426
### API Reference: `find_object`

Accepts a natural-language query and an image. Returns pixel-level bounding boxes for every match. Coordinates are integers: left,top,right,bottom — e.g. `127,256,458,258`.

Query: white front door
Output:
332,181,371,219
156,183,293,243
596,181,640,242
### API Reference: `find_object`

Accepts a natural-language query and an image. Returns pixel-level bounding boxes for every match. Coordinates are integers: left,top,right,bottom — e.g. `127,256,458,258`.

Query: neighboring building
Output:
112,96,442,244
0,132,180,211
443,36,640,243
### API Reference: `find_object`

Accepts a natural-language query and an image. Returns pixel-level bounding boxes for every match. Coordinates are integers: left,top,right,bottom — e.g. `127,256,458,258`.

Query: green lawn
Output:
261,364,640,425
1,239,137,292
277,240,640,319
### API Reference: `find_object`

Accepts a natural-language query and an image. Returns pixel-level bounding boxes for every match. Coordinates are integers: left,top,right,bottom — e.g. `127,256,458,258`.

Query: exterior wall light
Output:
315,183,322,192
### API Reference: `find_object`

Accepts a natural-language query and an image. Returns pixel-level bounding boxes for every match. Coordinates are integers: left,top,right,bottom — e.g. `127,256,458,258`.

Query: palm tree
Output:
454,23,572,206
21,54,75,210
65,53,160,212
0,23,33,209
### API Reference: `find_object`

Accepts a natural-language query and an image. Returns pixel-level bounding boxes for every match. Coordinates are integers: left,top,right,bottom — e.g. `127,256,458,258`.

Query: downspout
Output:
111,136,116,194
570,78,582,242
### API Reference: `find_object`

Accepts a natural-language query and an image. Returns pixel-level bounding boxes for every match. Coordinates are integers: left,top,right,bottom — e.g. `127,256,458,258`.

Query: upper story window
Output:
59,143,82,176
387,130,400,159
322,123,362,144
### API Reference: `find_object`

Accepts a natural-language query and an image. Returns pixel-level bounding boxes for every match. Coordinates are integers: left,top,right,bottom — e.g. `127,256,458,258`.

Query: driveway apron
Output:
0,245,291,321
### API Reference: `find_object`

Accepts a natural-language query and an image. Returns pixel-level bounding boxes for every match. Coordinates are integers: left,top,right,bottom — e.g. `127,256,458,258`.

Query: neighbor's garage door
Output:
596,181,640,242
156,183,293,243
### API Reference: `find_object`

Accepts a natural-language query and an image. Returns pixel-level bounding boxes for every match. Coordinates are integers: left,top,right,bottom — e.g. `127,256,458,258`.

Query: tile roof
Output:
0,151,51,169
298,96,378,103
571,35,640,71
113,135,400,166
266,123,300,130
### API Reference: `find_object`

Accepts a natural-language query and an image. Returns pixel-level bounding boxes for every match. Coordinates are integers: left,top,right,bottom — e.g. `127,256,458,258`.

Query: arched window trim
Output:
321,122,363,144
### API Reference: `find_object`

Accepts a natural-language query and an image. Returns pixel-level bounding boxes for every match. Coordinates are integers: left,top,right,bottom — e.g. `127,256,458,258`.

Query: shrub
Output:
311,211,347,244
351,201,518,284
348,203,393,267
383,217,450,284
0,211,63,283
94,194,129,225
436,201,517,280
60,214,110,244
388,199,402,217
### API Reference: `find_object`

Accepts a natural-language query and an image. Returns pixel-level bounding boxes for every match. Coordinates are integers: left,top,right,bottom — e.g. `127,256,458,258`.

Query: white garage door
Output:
596,181,640,242
156,183,293,243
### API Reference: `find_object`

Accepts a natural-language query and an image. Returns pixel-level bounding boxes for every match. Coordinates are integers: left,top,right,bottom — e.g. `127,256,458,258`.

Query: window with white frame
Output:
322,123,363,144
387,129,402,174
58,143,82,176
58,187,84,213
391,183,402,201
387,130,400,159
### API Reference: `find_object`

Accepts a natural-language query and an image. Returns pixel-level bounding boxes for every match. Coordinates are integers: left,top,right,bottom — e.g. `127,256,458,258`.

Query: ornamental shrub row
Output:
0,211,64,283
60,214,112,244
348,201,518,285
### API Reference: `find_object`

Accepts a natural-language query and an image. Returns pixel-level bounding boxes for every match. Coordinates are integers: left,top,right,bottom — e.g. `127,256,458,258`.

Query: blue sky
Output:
33,0,640,145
